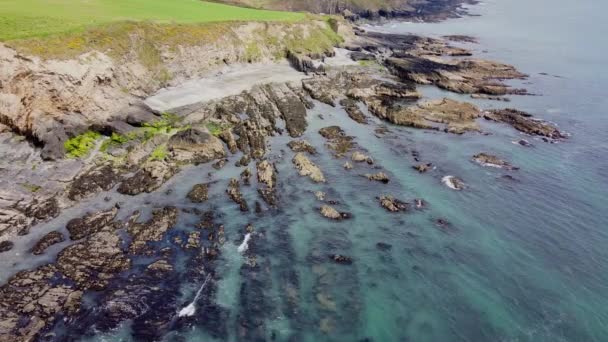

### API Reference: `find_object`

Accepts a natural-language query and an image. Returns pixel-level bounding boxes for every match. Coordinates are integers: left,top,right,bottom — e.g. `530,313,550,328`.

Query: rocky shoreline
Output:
0,15,568,341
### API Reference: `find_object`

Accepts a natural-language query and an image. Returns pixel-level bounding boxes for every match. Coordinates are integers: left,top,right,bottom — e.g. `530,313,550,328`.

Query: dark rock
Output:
365,172,390,183
0,240,14,253
376,242,393,251
350,52,376,61
329,254,353,265
226,178,248,212
187,184,209,203
340,98,368,124
287,140,317,154
378,196,408,212
118,161,178,196
66,207,119,240
127,207,178,254
484,109,566,139
31,231,65,255
413,163,433,173
68,164,121,201
168,128,226,164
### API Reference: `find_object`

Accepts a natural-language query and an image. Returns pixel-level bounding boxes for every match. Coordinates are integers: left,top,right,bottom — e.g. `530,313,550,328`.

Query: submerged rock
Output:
351,151,373,164
187,183,209,203
376,242,393,251
328,254,353,265
472,153,518,170
127,207,178,254
31,231,65,255
340,98,368,124
318,126,356,157
441,176,465,190
413,163,433,173
293,153,325,183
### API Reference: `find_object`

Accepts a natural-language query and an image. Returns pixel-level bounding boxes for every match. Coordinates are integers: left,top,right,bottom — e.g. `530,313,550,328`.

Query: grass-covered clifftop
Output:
0,0,305,41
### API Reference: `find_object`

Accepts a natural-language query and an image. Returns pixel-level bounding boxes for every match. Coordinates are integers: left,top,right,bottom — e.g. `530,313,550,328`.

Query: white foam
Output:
442,176,461,190
237,233,252,254
178,274,211,318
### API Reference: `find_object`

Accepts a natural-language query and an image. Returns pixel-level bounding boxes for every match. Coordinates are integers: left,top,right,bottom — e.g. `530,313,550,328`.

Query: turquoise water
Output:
44,0,608,340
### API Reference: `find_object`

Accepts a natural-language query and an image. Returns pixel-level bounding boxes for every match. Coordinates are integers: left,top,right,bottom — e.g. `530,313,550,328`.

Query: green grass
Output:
64,131,101,158
206,122,233,136
0,0,305,41
148,145,168,161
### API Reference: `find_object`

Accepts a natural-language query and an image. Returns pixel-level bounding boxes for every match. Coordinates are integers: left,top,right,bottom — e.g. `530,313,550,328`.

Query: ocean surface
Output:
8,0,608,340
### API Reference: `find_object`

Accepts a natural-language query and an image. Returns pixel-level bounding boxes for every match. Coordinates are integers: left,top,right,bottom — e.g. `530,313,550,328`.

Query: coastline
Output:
0,1,580,340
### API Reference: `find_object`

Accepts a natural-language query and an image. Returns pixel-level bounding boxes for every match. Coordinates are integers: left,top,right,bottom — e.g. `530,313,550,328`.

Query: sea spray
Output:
178,273,211,318
237,233,252,254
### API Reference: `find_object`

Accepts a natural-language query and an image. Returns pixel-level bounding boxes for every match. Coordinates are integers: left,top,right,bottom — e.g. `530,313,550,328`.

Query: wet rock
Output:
288,140,317,155
442,176,465,190
0,265,82,340
413,163,433,173
414,198,428,209
66,207,119,240
218,129,238,154
328,254,353,265
127,207,178,254
340,98,368,124
236,155,251,167
484,109,566,139
118,160,178,195
472,153,518,170
442,35,479,44
146,259,173,274
227,178,249,211
514,139,533,147
256,160,276,189
168,128,226,164
31,231,65,255
68,164,121,201
241,168,252,186
293,153,325,183
0,240,13,253
264,83,309,137
365,172,390,183
319,205,350,220
378,196,408,212
351,151,373,164
187,183,209,203
287,51,323,74
213,158,228,170
186,231,201,249
434,218,453,231
318,126,356,157
343,162,353,170
315,191,326,201
376,242,393,251
57,229,130,290
22,197,60,227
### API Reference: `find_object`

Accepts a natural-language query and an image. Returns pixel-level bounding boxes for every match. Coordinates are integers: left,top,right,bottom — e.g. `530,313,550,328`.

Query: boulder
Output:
31,231,65,255
187,184,209,203
292,153,325,183
168,128,226,164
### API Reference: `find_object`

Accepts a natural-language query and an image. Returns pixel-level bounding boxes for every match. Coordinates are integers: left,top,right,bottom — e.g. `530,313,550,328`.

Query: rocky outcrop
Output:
472,153,518,170
318,126,356,157
483,109,566,139
328,254,352,265
168,128,226,164
351,151,373,164
127,207,178,254
68,164,121,201
340,98,368,124
288,140,317,154
292,153,325,183
66,207,119,240
442,176,465,190
378,196,409,212
117,160,178,196
319,205,350,220
0,240,13,253
31,231,65,255
187,183,209,203
413,163,433,173
365,172,390,183
226,178,249,211
257,160,277,206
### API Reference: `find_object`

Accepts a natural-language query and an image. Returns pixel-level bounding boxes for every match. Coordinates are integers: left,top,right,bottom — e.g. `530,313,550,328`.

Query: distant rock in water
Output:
187,183,209,203
378,196,409,212
472,153,518,170
293,153,326,183
319,205,351,220
484,108,566,140
365,172,390,184
442,176,465,190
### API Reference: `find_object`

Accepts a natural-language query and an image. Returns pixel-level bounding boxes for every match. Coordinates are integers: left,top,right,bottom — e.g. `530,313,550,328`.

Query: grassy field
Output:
0,0,305,40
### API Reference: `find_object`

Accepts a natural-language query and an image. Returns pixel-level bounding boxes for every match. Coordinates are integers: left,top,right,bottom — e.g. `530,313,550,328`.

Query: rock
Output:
168,128,226,164
264,83,309,137
472,153,518,170
376,242,393,251
328,254,353,265
351,151,373,164
187,184,209,203
378,196,408,212
218,129,238,154
213,158,228,170
318,126,356,157
68,164,121,201
0,240,13,253
484,109,565,139
56,229,130,290
31,231,65,255
146,259,173,274
350,51,375,61
343,162,353,170
340,98,368,124
226,178,249,211
413,163,433,173
241,168,252,185
292,153,325,183
441,176,465,190
117,160,178,195
315,191,326,201
186,231,201,249
287,140,317,154
256,160,276,188
127,207,178,254
365,172,390,183
66,207,119,240
414,198,427,209
319,205,350,220
442,35,479,44
287,51,324,74
514,139,533,147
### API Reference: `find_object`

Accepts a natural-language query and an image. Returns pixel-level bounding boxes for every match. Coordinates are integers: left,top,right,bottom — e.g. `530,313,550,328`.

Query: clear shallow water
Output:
14,0,608,340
